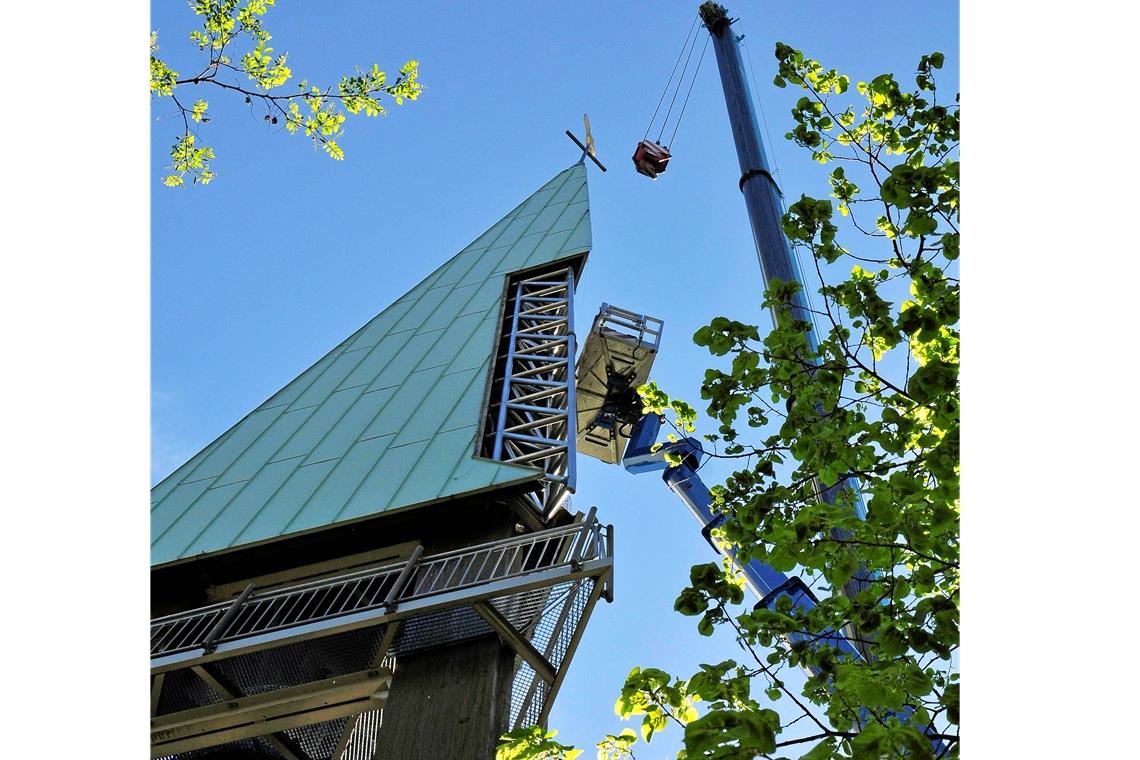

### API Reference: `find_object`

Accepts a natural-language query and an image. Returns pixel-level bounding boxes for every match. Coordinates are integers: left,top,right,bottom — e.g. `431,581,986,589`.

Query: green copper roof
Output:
152,163,591,567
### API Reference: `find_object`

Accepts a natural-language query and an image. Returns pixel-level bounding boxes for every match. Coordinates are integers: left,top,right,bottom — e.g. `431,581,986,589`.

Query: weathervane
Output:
565,113,607,172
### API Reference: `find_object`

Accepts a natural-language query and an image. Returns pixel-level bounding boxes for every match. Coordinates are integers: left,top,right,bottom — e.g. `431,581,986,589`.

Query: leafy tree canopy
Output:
150,0,422,187
499,41,958,760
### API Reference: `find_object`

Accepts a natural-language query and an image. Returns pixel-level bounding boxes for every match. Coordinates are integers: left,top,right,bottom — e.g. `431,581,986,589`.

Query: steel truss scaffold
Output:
487,264,578,516
151,512,613,759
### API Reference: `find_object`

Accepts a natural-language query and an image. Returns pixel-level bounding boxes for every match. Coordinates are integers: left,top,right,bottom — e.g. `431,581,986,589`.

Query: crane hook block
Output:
632,140,672,179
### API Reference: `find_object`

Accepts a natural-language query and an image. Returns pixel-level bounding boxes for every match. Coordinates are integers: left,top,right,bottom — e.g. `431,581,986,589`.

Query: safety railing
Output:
151,511,610,664
593,303,663,353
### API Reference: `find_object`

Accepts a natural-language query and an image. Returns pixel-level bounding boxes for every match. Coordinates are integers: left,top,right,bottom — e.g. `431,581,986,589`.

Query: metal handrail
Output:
152,515,610,660
594,303,664,352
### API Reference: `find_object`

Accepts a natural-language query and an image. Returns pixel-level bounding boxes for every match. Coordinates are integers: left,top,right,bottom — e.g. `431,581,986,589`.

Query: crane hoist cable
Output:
643,15,700,142
633,15,711,179
655,18,702,145
739,23,782,182
666,34,710,148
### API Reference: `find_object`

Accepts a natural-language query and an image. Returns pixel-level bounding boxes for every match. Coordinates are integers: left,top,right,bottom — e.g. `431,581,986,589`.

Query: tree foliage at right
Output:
499,41,959,760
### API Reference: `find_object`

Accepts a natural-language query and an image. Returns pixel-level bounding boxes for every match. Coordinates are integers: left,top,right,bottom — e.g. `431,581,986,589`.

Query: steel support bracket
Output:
474,600,557,684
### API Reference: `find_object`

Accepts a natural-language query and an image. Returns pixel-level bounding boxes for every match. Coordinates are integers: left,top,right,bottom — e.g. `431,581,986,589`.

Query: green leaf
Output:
589,42,958,760
152,8,421,186
497,726,582,760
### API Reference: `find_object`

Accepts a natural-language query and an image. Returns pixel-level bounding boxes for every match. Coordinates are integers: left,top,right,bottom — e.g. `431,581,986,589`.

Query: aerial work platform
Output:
574,304,663,464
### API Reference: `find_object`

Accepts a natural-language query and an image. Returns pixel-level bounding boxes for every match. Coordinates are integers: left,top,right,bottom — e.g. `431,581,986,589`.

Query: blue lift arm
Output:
622,412,944,752
574,303,941,745
623,412,865,668
572,307,865,672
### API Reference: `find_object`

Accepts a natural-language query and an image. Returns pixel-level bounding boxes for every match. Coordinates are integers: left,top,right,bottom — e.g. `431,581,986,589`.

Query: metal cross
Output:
565,113,607,172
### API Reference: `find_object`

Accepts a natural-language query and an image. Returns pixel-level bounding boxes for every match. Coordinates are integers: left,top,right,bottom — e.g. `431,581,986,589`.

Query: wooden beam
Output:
472,601,555,685
187,665,309,760
154,665,390,758
157,667,390,733
207,541,421,602
153,700,382,757
150,673,165,718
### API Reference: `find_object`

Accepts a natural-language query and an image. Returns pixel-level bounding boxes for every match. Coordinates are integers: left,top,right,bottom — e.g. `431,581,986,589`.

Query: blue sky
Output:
151,1,959,753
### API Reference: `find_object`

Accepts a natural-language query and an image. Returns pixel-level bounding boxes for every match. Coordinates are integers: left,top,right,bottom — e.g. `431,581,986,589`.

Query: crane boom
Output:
569,5,948,749
697,0,874,615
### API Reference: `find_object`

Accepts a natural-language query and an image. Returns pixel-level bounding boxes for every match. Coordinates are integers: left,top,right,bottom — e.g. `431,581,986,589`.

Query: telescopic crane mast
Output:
697,0,873,617
582,1,873,673
576,4,945,748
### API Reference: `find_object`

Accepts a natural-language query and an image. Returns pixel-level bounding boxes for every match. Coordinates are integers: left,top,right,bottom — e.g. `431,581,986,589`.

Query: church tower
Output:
151,163,613,759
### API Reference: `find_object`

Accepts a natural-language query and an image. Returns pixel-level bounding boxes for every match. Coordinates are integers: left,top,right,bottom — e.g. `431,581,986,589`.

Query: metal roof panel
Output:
151,437,226,504
392,368,481,447
360,364,447,440
295,434,396,523
233,458,339,543
276,387,362,462
152,162,590,566
180,407,285,483
341,301,415,352
185,457,307,553
151,478,214,538
421,314,488,371
303,385,398,465
453,323,501,372
257,349,345,412
153,480,246,560
216,406,317,486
